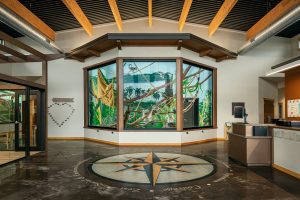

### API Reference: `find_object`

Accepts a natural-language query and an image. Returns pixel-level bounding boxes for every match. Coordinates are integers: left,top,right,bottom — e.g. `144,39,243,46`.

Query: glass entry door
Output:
15,90,43,151
14,91,26,151
0,80,45,166
0,82,26,165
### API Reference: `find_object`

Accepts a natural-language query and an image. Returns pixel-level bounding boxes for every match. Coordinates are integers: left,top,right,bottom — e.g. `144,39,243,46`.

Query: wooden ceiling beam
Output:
0,31,47,60
148,0,152,27
117,40,122,50
199,48,212,57
216,55,235,62
0,0,56,41
70,55,85,62
62,0,93,36
0,44,27,61
177,40,183,50
88,49,101,57
208,0,238,36
108,0,123,31
178,0,193,31
0,53,9,62
246,0,300,41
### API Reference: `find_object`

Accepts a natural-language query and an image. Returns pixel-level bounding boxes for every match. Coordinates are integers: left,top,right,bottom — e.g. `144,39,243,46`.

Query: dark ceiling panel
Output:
277,20,300,38
0,21,23,38
4,0,297,39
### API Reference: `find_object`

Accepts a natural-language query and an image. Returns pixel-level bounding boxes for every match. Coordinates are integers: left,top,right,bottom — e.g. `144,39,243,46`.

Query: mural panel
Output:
88,62,117,128
182,63,213,128
123,60,177,129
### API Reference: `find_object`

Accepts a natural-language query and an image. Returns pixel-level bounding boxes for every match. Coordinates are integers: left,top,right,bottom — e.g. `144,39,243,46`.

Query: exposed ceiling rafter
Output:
0,31,47,60
0,44,27,61
208,0,238,36
178,0,193,31
108,0,123,31
148,0,152,27
62,0,93,36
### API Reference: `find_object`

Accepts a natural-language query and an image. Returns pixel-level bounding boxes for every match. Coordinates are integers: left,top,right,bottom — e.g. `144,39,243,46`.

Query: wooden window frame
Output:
83,57,218,132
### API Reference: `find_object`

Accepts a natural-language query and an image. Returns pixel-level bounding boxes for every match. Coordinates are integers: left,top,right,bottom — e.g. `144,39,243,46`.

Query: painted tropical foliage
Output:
0,90,15,123
123,61,177,129
182,63,213,128
88,63,117,128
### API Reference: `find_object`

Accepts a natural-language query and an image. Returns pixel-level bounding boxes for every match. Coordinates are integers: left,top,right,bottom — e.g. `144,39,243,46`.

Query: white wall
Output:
291,34,300,57
55,17,246,52
0,63,12,75
4,17,294,143
47,48,118,138
11,62,42,76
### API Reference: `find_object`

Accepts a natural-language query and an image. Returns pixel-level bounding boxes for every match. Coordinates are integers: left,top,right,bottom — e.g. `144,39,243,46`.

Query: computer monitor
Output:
234,106,248,123
234,106,244,118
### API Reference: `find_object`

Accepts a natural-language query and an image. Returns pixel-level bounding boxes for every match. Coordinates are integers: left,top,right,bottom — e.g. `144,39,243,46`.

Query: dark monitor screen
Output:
234,106,244,118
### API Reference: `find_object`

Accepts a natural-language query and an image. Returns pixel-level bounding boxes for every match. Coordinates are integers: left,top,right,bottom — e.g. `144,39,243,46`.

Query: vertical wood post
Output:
117,58,124,131
176,58,183,131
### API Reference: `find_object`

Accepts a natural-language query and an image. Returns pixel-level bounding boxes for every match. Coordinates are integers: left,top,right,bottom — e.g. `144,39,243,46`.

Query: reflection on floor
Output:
0,140,299,200
0,151,39,165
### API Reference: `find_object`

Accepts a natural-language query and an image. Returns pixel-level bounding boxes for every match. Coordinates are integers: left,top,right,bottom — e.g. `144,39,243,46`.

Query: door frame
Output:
15,89,44,152
0,72,46,158
263,98,275,123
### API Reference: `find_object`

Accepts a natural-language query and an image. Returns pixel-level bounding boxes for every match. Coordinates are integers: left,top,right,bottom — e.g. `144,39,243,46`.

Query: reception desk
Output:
229,123,300,179
228,123,272,166
272,126,300,179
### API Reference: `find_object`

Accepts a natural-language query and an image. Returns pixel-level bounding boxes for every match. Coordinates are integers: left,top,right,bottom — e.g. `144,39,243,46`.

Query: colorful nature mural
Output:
88,63,117,128
123,61,177,129
0,90,15,123
182,63,213,128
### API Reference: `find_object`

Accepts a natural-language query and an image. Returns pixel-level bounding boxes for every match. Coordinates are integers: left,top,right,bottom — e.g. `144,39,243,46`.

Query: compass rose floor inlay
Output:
91,152,215,186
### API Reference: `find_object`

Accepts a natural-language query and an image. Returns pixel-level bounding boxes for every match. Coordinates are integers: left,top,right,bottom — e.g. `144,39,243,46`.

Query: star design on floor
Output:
95,152,211,186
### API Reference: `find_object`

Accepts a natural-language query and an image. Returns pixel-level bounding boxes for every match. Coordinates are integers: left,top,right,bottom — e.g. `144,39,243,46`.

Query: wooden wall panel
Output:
285,67,300,121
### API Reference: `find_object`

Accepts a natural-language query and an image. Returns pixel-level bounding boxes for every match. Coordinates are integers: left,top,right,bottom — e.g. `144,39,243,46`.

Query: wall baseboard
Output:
272,164,300,179
181,138,225,146
48,137,84,140
47,137,226,146
84,137,119,146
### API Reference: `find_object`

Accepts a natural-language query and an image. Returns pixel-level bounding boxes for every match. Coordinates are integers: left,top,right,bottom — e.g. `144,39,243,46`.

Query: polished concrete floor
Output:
0,140,299,200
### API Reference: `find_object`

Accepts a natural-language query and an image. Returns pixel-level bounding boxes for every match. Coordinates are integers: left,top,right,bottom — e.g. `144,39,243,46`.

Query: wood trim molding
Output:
117,58,124,131
48,137,85,140
0,73,46,90
48,137,224,147
272,163,300,179
176,58,183,131
213,68,218,128
84,57,218,131
182,138,225,146
83,69,88,127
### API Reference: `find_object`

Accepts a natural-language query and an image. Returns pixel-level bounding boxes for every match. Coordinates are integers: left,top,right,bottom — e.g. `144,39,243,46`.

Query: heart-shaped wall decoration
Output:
48,103,75,127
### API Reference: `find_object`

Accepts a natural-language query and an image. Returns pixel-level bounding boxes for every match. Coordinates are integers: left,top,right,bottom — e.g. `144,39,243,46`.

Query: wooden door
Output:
264,99,274,123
